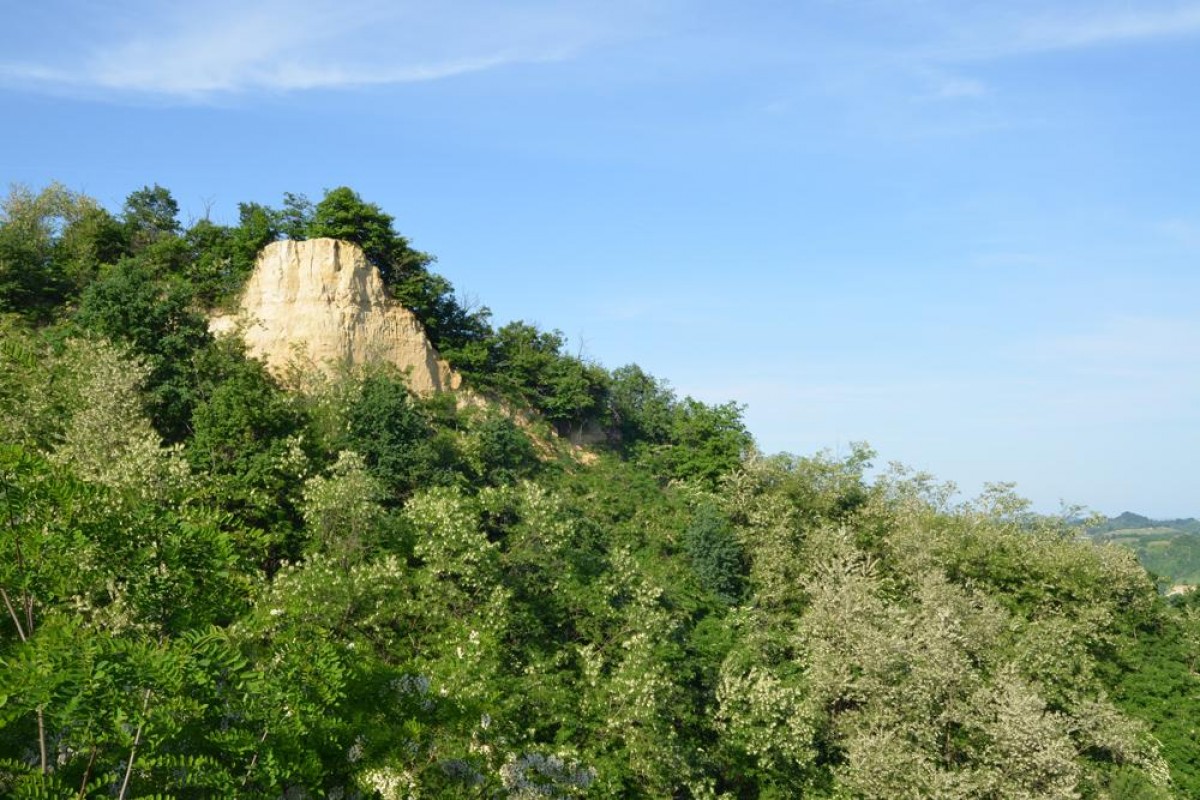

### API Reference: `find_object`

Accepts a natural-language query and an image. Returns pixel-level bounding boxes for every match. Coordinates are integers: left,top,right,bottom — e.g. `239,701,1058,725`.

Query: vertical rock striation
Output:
210,238,461,393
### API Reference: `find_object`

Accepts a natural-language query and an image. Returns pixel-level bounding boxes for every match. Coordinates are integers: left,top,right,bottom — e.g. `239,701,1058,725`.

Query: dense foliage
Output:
1,183,1198,798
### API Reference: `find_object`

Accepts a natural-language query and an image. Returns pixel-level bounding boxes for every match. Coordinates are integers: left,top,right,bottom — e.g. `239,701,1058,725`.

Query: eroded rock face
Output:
210,238,461,393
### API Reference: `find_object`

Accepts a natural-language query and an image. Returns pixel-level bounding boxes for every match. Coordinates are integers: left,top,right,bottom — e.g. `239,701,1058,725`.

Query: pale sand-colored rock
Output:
210,238,461,393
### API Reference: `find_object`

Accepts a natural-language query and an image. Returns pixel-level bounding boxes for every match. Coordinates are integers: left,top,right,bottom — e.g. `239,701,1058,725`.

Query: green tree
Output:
645,398,751,485
481,321,609,434
0,184,125,319
55,202,126,294
50,338,189,500
301,451,394,565
277,191,314,240
462,408,539,486
300,187,491,355
342,370,445,495
187,351,308,560
122,184,180,250
306,187,430,286
181,202,280,308
683,503,745,605
75,257,212,440
607,364,676,447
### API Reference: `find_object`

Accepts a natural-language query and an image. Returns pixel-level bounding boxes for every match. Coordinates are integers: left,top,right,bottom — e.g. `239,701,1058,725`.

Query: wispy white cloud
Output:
1008,4,1200,53
7,1,1197,107
0,0,653,99
915,1,1200,62
775,1,1200,137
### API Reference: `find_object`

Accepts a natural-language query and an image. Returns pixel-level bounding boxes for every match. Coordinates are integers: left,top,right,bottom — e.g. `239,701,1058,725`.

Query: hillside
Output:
1090,512,1200,536
1,183,1199,798
1088,513,1200,589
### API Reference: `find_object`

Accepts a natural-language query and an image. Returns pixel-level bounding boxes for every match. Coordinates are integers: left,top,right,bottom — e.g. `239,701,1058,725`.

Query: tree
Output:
301,187,492,354
463,409,538,487
187,350,308,559
482,322,609,434
0,184,125,318
75,257,212,440
607,364,676,447
276,191,314,240
645,398,751,485
183,217,237,306
301,451,392,565
233,201,280,261
683,503,745,605
122,184,180,250
55,202,126,293
341,370,441,496
50,338,189,500
306,187,430,286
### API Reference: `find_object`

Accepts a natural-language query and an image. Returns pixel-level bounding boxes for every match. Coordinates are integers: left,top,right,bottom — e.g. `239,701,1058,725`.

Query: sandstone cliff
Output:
210,238,461,393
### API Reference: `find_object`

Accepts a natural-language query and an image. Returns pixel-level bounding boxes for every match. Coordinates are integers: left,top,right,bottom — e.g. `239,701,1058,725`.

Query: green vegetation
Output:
1090,513,1200,537
1089,514,1200,587
1,182,1199,797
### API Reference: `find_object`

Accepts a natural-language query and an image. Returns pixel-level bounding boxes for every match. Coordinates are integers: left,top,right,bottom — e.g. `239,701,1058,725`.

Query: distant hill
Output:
1089,512,1200,536
1088,513,1200,587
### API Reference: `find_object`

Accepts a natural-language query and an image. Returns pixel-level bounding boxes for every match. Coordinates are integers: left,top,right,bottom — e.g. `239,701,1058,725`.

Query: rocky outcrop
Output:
210,238,461,393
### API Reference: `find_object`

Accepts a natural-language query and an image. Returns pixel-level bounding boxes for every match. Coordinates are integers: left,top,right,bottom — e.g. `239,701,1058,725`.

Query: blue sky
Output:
2,0,1198,516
